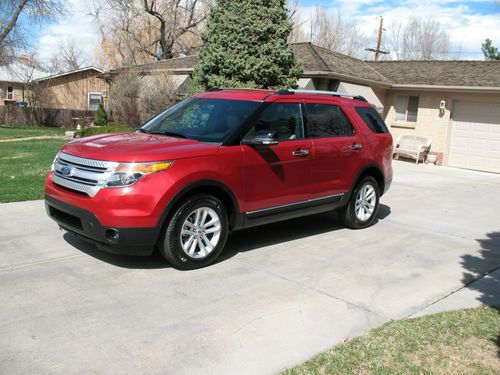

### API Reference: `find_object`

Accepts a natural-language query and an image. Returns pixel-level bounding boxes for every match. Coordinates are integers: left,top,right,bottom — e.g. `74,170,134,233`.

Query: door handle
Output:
292,149,310,156
350,144,363,151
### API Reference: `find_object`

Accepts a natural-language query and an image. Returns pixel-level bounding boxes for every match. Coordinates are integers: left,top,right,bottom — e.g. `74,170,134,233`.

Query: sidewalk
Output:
412,268,500,317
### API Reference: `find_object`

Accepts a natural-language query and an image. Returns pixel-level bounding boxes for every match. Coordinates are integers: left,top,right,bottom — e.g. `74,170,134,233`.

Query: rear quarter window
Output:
356,107,389,134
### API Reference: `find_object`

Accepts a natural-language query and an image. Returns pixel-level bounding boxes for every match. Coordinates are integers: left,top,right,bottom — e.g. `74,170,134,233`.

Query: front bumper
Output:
45,196,158,256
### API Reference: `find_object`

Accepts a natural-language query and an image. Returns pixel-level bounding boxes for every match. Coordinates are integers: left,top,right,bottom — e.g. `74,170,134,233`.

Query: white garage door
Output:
449,101,500,173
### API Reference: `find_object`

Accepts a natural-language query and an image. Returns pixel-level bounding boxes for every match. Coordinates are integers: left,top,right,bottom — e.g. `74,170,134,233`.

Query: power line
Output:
391,51,485,54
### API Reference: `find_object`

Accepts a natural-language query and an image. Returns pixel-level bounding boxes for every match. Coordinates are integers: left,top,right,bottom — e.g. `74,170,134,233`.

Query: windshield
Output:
141,98,261,143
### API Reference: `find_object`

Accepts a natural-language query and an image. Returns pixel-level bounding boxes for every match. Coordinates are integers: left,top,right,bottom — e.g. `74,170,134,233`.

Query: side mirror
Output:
241,130,279,146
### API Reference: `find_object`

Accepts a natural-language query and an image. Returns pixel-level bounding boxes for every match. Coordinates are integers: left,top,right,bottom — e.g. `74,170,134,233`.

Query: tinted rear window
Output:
304,103,355,138
356,107,389,134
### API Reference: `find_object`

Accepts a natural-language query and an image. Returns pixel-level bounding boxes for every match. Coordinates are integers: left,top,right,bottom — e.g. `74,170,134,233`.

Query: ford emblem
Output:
61,166,74,176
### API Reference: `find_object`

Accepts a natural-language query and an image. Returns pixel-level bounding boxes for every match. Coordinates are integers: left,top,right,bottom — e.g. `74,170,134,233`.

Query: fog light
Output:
105,229,120,243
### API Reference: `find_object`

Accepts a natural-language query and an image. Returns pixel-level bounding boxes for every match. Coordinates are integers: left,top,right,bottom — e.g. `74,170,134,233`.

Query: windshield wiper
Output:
140,129,188,139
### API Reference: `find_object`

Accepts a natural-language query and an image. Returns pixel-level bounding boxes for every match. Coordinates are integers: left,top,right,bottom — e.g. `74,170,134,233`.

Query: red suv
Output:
45,89,393,269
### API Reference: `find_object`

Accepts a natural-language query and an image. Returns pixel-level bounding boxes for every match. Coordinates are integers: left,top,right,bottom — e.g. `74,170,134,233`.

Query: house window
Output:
88,93,103,111
395,95,419,122
5,86,14,101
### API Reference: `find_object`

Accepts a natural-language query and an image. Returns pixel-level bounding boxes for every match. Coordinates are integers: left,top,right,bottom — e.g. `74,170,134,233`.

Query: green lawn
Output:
0,139,67,203
283,307,500,375
0,126,65,140
78,125,133,137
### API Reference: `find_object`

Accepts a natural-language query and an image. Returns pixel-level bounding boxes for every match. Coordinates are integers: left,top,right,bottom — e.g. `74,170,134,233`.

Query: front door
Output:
242,101,312,213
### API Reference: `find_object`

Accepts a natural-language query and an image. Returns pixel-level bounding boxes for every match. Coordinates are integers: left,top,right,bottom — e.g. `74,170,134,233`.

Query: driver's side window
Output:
251,103,304,141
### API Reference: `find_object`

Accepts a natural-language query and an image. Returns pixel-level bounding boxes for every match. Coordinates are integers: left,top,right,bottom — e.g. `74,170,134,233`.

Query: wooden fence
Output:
0,106,95,128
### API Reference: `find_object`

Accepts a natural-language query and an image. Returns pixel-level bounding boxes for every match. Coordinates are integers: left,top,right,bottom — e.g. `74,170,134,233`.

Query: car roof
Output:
194,88,375,107
194,89,275,101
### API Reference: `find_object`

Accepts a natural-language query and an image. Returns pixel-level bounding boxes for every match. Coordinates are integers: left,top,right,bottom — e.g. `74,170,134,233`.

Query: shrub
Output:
109,71,179,127
109,71,141,127
78,125,133,138
138,75,178,122
94,105,108,126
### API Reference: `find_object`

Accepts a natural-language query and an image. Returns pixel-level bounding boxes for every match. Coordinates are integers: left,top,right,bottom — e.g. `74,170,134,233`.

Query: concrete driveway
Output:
1,161,499,375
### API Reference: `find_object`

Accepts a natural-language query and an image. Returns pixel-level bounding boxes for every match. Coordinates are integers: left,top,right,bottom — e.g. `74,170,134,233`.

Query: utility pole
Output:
375,17,384,61
365,16,389,61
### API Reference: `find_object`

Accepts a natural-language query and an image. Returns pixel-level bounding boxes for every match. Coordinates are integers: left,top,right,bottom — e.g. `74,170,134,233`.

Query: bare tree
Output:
43,54,63,74
386,18,451,60
109,70,179,125
6,52,54,125
308,6,367,58
138,74,178,121
91,0,210,67
59,39,89,70
0,0,64,58
287,0,307,43
109,71,141,126
42,39,89,73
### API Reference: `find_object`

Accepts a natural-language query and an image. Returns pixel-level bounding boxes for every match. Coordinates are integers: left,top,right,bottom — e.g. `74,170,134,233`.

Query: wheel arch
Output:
349,164,386,198
157,180,243,239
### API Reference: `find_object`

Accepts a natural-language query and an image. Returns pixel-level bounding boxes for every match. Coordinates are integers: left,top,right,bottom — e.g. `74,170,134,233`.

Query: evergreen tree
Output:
94,105,108,126
192,0,303,91
481,39,500,60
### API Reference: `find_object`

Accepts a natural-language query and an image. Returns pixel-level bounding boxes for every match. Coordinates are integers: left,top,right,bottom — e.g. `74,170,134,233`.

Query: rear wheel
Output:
160,194,228,269
340,176,380,229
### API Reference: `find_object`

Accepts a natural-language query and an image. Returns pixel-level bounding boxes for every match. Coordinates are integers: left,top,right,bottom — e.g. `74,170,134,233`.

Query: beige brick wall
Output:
383,91,500,161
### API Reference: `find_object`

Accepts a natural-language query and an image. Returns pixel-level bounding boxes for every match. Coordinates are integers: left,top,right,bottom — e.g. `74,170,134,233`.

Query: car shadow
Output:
63,233,170,269
63,204,392,270
461,231,500,358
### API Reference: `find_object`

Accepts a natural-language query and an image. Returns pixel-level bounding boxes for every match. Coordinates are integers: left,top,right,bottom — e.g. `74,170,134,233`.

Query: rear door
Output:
242,101,313,212
304,101,365,198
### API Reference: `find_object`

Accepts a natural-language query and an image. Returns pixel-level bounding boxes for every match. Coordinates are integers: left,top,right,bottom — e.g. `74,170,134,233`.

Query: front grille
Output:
52,152,118,197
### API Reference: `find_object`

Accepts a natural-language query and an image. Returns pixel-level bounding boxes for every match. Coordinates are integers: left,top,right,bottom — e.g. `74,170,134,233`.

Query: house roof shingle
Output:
366,60,500,87
102,43,500,89
293,43,392,84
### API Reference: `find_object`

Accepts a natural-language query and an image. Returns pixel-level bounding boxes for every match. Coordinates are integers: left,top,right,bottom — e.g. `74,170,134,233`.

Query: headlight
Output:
51,152,60,172
105,161,173,188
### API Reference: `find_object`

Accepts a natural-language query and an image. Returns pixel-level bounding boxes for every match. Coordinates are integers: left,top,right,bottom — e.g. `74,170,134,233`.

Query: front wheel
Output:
159,194,229,269
340,176,380,229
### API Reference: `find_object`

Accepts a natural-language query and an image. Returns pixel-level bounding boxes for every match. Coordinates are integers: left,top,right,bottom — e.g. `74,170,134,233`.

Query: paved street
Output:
1,161,499,374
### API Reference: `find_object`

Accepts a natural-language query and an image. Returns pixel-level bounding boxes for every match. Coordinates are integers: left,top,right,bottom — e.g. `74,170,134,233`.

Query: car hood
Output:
60,132,220,162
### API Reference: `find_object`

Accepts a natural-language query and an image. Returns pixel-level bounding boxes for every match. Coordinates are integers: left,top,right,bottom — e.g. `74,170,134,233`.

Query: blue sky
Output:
27,0,500,64
302,0,500,15
297,0,500,59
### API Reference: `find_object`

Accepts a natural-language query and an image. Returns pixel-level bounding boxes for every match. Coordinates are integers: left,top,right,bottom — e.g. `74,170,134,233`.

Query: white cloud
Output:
297,0,500,59
36,0,99,64
33,0,500,63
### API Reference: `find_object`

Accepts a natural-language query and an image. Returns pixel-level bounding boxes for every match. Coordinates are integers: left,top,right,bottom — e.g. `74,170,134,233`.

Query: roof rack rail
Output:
207,87,273,92
277,89,368,102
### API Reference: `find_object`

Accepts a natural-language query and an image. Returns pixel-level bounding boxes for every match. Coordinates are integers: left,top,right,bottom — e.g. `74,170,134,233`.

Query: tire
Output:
159,194,229,270
340,176,380,229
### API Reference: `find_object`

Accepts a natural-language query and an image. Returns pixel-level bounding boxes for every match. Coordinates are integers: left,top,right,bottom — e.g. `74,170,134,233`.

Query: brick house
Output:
102,43,500,173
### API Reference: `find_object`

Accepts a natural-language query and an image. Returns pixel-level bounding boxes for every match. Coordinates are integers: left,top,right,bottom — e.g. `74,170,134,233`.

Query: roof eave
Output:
391,84,500,93
34,66,104,82
302,70,392,88
100,67,193,79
